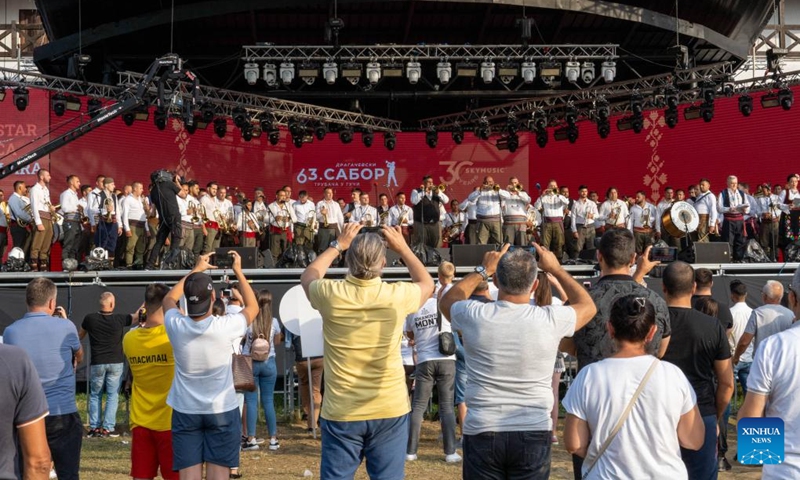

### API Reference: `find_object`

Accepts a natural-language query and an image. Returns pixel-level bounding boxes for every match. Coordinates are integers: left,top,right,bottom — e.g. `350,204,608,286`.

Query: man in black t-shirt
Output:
79,292,137,437
691,267,734,332
661,261,734,480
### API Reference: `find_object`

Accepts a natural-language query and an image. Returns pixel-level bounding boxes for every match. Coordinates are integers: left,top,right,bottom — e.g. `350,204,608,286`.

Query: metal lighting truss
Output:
117,71,401,132
419,62,737,130
0,66,123,99
242,44,618,62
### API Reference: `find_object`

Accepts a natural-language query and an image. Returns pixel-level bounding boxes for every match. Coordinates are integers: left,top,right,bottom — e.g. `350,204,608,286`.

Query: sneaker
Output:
405,454,417,462
268,439,280,451
86,428,99,438
445,453,462,463
253,437,266,445
105,429,120,438
242,438,260,451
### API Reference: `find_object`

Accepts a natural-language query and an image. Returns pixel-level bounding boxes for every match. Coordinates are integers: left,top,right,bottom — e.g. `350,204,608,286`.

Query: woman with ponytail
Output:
242,289,283,451
563,294,705,479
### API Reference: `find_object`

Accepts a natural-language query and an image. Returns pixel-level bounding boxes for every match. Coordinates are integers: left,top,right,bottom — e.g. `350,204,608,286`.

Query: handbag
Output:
437,307,456,356
231,338,255,392
582,358,660,478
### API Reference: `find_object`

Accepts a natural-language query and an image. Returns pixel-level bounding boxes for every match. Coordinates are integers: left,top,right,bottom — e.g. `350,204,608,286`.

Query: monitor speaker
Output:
451,244,496,267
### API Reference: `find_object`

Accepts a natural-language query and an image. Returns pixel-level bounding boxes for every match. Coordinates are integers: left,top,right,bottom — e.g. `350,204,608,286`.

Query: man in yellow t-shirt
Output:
302,223,434,480
122,283,178,480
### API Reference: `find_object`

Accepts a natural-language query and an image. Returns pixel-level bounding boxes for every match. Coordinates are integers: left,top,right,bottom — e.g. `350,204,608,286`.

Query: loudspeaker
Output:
436,248,451,263
693,242,731,264
451,244,496,267
578,248,597,262
215,247,259,269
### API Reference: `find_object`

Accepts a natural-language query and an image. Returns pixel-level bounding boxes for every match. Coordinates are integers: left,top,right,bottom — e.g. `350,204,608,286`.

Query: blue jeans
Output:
463,430,552,480
454,334,467,406
681,414,718,480
244,356,277,438
320,414,408,480
95,221,119,253
89,363,124,430
736,362,751,397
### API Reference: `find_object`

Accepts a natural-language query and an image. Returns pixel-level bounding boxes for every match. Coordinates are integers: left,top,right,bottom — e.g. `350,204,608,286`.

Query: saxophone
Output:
103,197,115,223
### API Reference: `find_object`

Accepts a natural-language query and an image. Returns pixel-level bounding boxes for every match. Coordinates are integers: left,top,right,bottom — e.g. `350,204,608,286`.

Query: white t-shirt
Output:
747,322,800,479
242,318,282,360
729,302,754,363
405,297,455,365
164,309,247,414
400,333,414,366
450,300,576,434
562,356,696,480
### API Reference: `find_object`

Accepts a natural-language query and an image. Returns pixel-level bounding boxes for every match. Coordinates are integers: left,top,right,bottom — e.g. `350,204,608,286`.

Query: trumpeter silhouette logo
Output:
738,417,784,465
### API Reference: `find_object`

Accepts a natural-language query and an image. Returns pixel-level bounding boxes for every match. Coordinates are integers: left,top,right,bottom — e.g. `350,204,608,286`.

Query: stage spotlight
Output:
779,88,793,110
581,62,595,84
521,61,536,83
154,107,168,131
565,107,578,126
52,94,66,116
506,115,519,135
535,127,548,148
616,114,643,133
298,63,319,85
539,62,561,88
384,131,396,150
665,88,679,110
456,62,479,77
339,127,353,144
596,101,610,121
482,60,497,83
496,134,519,152
314,122,328,140
288,120,304,139
214,118,227,138
201,103,215,123
232,107,249,129
362,130,374,147
425,128,438,149
406,61,422,84
497,62,518,85
665,107,679,128
123,111,136,126
279,62,295,85
268,128,280,145
452,124,464,144
739,95,753,117
382,63,403,78
565,61,580,83
342,63,362,85
597,119,610,139
601,61,616,82
366,62,381,85
185,120,198,135
323,62,338,85
260,116,273,132
475,119,490,140
700,101,714,122
13,87,28,112
701,81,716,104
241,124,253,142
437,61,452,84
87,98,102,118
263,64,277,87
630,92,643,115
244,63,260,85
554,125,578,144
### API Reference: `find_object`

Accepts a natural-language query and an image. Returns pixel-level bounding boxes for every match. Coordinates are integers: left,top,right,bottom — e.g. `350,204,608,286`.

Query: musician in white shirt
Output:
627,191,660,255
59,175,83,263
8,181,32,258
757,183,782,261
467,176,502,245
597,187,629,233
533,180,570,261
571,186,599,254
350,193,378,226
216,186,235,246
267,189,297,265
691,179,718,242
657,187,681,248
459,191,478,244
389,191,414,244
442,200,467,245
499,177,531,246
186,181,206,255
717,175,750,261
176,183,195,250
29,169,55,271
316,187,344,253
200,182,222,253
121,181,150,268
236,199,261,247
293,190,317,247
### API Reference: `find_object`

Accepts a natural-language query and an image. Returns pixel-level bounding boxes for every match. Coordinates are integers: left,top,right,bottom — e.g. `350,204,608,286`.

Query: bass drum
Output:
661,201,699,238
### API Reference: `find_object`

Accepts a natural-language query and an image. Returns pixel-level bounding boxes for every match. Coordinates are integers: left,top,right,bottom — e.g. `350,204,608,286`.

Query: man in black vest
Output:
411,176,449,248
145,170,183,270
717,175,750,262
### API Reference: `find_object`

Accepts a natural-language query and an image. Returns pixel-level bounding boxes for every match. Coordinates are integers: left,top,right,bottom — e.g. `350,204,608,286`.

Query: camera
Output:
649,246,678,263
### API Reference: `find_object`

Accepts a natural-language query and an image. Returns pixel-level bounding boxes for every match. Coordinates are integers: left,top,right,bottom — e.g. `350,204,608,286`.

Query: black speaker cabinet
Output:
451,244,496,267
215,247,259,269
693,242,731,264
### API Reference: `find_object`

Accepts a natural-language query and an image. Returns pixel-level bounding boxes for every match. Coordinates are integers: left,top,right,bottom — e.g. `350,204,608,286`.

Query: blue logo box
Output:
738,417,784,465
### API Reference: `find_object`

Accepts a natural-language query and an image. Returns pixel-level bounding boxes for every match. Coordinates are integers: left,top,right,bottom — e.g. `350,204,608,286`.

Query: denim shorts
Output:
172,408,241,471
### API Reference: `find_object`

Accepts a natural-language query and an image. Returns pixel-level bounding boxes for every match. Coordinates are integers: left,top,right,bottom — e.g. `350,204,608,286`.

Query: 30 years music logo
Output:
738,417,784,466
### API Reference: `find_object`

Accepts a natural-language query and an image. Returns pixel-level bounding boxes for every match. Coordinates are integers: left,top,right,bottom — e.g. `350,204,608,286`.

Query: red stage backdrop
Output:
0,87,796,204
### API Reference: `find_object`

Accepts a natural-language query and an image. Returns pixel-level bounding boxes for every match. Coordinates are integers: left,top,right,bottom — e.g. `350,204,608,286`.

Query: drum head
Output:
662,201,699,238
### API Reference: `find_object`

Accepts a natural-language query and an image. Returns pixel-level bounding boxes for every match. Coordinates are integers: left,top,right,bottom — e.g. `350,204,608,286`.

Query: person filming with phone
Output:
162,251,258,480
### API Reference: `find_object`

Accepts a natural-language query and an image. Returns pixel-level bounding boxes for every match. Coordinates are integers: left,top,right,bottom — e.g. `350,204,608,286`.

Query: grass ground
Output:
77,394,764,479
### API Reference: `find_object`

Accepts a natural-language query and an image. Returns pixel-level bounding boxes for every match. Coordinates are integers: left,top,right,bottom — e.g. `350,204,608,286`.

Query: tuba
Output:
77,204,88,223
18,203,33,227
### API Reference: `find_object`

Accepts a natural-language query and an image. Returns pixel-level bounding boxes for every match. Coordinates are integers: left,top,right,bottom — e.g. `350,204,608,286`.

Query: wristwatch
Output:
474,265,488,281
329,240,344,253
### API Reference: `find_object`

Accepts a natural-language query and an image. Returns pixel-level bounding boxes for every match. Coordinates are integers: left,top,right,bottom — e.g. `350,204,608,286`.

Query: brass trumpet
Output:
493,184,501,192
437,183,447,192
49,203,63,224
514,184,524,192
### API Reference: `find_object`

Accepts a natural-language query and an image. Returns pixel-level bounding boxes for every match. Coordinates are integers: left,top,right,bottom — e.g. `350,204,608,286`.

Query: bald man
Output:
733,280,795,366
79,293,139,437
